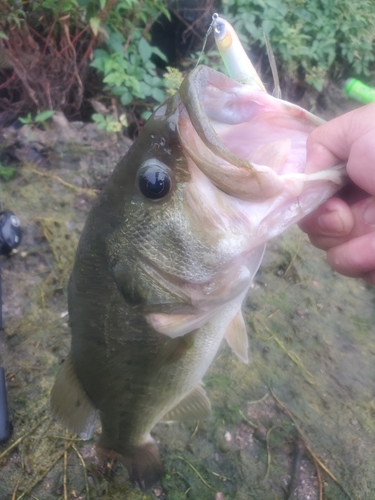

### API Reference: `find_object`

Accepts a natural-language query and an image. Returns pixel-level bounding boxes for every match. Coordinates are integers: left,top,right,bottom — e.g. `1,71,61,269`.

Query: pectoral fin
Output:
225,310,249,363
146,309,216,338
161,384,211,422
50,354,97,439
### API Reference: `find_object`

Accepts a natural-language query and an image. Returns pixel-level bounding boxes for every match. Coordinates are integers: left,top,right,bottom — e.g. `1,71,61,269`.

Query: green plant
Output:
19,110,56,126
163,66,184,96
89,0,171,105
92,111,128,132
91,29,168,105
0,163,17,181
0,0,171,116
221,0,375,91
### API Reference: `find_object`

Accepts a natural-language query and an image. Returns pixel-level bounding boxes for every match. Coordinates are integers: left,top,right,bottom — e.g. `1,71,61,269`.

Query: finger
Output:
305,102,375,173
346,129,375,196
299,195,375,251
298,198,354,250
348,196,375,238
326,231,375,278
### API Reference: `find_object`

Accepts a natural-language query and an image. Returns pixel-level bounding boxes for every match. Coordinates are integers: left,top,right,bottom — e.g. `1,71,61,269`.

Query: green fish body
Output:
51,65,346,488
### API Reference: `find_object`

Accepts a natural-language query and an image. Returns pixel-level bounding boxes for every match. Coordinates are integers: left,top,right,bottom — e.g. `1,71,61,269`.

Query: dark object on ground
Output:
0,211,22,257
0,367,10,443
0,210,21,444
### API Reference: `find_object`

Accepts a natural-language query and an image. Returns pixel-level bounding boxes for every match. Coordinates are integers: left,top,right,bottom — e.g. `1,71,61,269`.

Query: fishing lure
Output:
212,14,281,97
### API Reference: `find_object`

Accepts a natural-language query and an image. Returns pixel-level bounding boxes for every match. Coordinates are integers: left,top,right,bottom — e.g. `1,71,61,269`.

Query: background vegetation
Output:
1,0,375,125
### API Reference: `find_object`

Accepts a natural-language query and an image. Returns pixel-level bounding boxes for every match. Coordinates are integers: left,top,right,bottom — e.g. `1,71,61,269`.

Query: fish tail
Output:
98,437,164,490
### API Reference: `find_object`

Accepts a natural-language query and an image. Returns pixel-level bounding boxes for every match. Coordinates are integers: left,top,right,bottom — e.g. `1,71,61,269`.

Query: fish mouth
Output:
178,65,343,203
176,65,347,247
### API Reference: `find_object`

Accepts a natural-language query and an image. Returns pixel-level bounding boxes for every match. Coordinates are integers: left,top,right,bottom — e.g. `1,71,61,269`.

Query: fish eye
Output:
137,160,171,200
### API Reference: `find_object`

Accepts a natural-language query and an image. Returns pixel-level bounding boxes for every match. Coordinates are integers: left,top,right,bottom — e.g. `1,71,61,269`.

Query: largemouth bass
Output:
51,21,346,489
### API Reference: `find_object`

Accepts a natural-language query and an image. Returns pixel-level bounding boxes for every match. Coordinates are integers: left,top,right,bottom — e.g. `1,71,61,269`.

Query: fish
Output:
50,18,347,490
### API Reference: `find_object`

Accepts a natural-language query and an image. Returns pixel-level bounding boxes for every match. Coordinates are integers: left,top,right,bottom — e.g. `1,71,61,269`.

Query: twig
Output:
190,421,199,439
16,443,73,500
208,470,228,479
72,444,90,500
254,315,315,385
264,425,282,480
0,416,49,460
63,446,68,500
311,453,323,500
177,456,214,490
284,253,297,278
247,392,270,405
26,166,98,197
11,477,21,500
46,435,84,442
239,410,258,429
270,388,352,499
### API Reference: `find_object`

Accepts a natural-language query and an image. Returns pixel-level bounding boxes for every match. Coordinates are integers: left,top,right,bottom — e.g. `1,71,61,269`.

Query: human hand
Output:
299,103,375,284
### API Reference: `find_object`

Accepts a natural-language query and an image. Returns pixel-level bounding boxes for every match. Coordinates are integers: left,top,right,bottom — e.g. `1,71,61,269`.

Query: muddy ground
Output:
0,97,374,500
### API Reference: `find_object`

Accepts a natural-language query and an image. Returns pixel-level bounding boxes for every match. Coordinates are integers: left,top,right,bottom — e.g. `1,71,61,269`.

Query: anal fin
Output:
225,310,249,364
161,384,211,422
50,354,97,439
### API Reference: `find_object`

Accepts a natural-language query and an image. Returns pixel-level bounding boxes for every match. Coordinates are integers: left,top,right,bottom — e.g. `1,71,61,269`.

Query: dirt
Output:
0,99,374,500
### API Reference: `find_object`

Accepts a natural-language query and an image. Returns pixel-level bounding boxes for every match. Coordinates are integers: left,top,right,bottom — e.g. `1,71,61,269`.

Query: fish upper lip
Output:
178,65,288,201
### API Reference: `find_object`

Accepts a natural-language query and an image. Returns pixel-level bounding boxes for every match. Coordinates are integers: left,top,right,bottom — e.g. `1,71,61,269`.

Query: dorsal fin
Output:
161,384,211,422
225,310,249,364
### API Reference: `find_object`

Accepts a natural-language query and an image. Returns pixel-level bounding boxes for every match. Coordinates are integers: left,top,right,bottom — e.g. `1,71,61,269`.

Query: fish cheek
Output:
111,261,145,308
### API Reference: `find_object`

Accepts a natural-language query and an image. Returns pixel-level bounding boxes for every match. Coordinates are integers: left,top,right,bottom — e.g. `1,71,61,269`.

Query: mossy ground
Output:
0,116,374,500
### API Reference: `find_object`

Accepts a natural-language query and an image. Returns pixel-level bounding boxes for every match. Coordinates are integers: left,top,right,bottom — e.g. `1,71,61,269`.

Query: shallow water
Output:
0,120,374,500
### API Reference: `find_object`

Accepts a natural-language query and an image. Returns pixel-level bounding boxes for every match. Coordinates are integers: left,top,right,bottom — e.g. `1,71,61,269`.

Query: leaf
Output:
92,113,105,123
19,113,32,124
151,87,165,102
151,46,168,63
0,31,8,40
103,73,123,86
141,110,152,121
138,37,152,64
119,113,128,127
34,110,55,122
89,17,100,37
120,91,132,105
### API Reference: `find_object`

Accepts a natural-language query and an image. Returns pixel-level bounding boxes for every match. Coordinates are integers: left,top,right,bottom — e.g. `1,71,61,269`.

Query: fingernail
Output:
363,198,375,226
317,210,345,235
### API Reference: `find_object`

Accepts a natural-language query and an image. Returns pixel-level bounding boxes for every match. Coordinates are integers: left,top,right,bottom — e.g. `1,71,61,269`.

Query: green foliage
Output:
0,0,170,114
222,0,375,91
0,163,17,181
19,110,56,125
91,29,168,105
86,0,171,106
163,67,184,96
92,112,128,132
